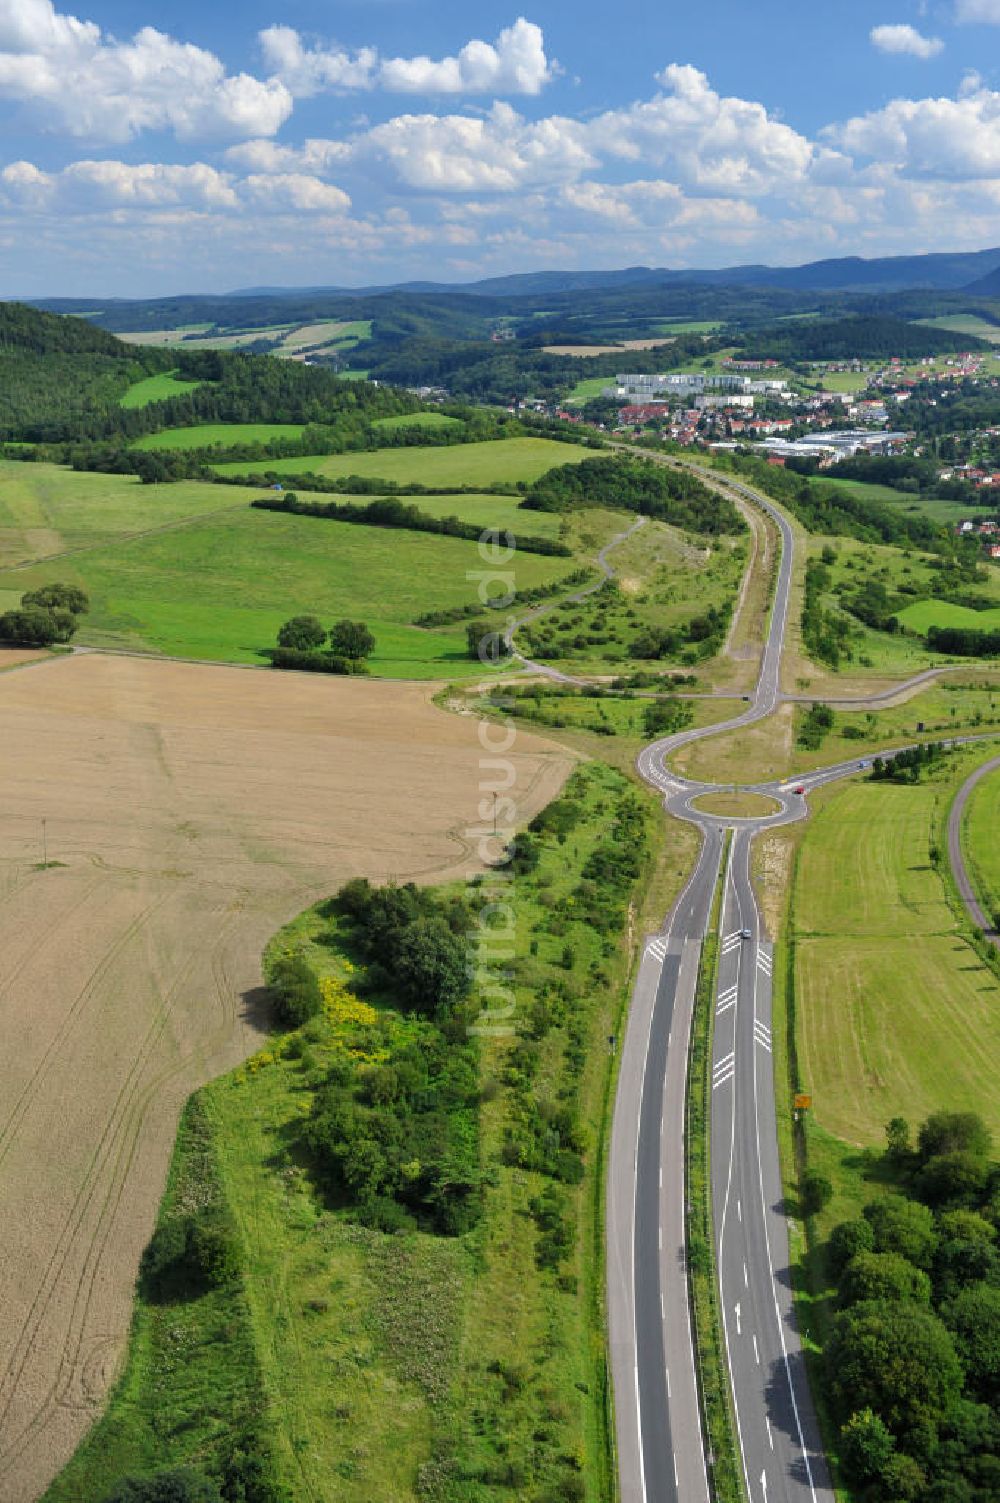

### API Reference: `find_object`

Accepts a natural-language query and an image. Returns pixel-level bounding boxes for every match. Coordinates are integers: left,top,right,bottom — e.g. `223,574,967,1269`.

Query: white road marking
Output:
716,983,738,1014
738,1198,742,1223
745,839,821,1503
757,952,773,976
712,1062,735,1090
761,1468,769,1503
766,1416,774,1451
735,1301,742,1335
646,936,667,963
754,1018,772,1053
753,1333,760,1365
744,1262,748,1287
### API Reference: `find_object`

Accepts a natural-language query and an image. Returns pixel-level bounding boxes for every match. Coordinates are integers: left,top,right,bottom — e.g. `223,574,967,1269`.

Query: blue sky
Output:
2,0,1000,296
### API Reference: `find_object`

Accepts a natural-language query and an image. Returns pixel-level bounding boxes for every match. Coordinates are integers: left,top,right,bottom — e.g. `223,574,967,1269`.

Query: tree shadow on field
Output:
239,984,273,1031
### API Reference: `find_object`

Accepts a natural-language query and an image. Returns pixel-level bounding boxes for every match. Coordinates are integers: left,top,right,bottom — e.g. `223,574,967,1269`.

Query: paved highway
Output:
610,471,834,1503
606,462,1000,1503
711,832,831,1503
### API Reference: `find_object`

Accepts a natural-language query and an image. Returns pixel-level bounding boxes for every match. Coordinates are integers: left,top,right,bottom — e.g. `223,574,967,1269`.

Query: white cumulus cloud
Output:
0,0,292,141
361,102,593,190
263,17,554,98
379,18,553,95
243,172,351,213
591,64,817,195
870,24,944,58
828,78,1000,179
258,25,376,97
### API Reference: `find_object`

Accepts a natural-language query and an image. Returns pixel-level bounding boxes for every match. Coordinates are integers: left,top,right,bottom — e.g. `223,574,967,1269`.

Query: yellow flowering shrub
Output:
320,976,378,1029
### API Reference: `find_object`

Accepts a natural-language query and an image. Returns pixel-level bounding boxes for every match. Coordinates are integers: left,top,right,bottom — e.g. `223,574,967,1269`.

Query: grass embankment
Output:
48,762,659,1502
766,747,1000,1490
791,763,1000,1146
673,673,1000,787
962,762,1000,925
119,371,206,408
213,437,591,489
468,683,738,778
686,839,743,1503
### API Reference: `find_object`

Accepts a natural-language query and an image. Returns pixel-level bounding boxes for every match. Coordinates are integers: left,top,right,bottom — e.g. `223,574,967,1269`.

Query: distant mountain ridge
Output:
228,247,1000,300
964,263,1000,297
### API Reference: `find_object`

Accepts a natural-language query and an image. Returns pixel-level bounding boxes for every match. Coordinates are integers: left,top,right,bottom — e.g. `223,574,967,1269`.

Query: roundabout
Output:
689,789,783,820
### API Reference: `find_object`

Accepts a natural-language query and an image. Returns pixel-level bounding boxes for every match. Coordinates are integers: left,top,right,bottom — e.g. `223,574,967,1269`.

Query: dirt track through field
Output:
0,654,572,1502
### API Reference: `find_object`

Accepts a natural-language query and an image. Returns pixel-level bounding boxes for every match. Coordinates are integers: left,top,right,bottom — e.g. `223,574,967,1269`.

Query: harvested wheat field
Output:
0,653,572,1503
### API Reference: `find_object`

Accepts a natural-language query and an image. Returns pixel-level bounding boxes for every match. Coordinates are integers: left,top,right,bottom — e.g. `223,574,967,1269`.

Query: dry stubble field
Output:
0,653,571,1503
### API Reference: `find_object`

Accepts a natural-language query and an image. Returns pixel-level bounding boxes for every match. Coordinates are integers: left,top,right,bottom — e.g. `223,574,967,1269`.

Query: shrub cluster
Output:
928,624,1000,658
798,701,834,750
0,581,89,647
522,455,744,535
267,614,375,674
300,881,480,1235
628,604,730,663
869,742,947,784
802,553,856,670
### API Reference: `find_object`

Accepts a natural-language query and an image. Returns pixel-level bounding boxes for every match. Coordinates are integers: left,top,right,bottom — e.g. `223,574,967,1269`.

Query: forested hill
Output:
0,300,167,441
741,314,991,362
0,301,418,444
0,301,136,358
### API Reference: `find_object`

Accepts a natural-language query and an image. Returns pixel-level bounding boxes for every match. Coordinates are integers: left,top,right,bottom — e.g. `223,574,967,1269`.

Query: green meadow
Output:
119,370,206,408
214,436,591,488
790,760,1000,1147
897,598,1000,635
283,488,563,539
0,461,248,568
134,423,307,450
371,411,463,432
0,459,602,675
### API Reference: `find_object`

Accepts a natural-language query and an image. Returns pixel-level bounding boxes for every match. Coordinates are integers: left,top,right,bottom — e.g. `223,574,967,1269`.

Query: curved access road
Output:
947,753,1000,941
